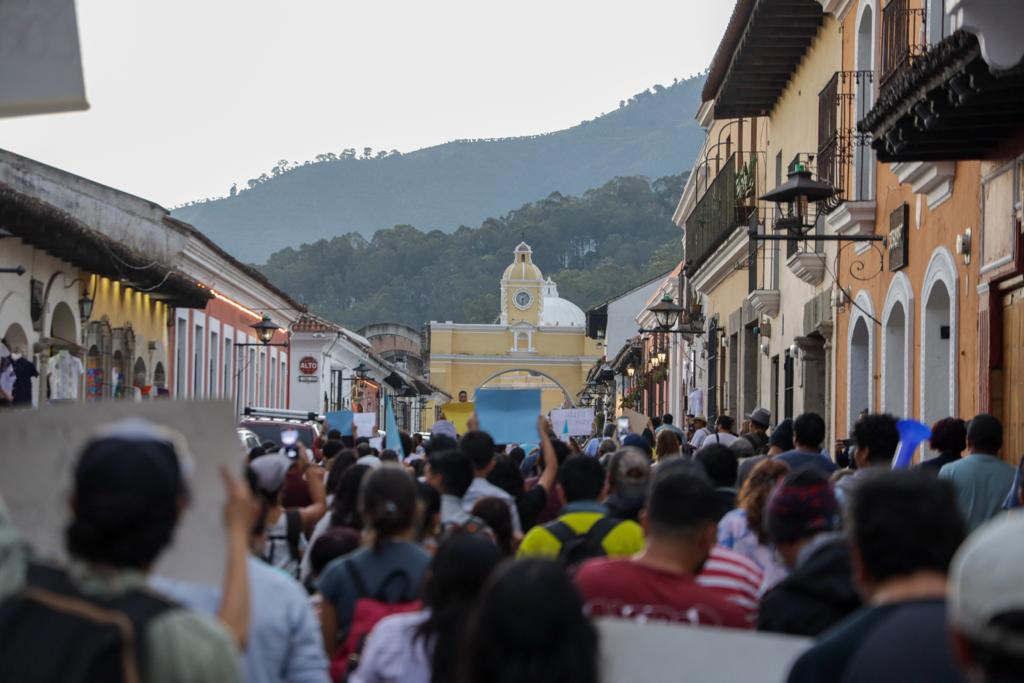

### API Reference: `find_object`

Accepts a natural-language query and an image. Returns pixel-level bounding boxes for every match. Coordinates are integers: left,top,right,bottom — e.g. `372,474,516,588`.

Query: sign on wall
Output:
888,203,909,272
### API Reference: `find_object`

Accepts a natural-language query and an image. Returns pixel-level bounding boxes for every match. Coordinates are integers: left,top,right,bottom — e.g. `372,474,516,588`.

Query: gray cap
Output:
609,447,651,499
431,420,457,440
949,512,1024,655
746,407,771,428
249,453,292,495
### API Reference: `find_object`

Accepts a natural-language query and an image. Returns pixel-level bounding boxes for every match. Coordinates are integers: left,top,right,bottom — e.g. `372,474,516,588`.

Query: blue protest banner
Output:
475,388,541,445
385,398,405,458
326,410,353,436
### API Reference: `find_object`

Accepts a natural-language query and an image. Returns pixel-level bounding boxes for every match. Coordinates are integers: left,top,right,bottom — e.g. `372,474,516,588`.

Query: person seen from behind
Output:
351,533,503,683
774,413,837,476
834,413,900,510
655,429,683,465
603,447,651,522
939,414,1015,533
459,430,523,534
694,443,740,521
787,470,968,683
574,461,750,629
757,468,860,636
459,559,599,683
0,419,245,682
517,454,643,565
918,417,966,474
717,458,791,590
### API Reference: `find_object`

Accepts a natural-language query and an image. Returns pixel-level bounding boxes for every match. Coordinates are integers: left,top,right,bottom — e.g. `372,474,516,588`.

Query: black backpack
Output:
547,516,622,568
0,561,176,683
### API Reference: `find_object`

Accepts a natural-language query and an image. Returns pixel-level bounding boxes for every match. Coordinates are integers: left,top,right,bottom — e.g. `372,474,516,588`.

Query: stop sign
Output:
298,356,319,375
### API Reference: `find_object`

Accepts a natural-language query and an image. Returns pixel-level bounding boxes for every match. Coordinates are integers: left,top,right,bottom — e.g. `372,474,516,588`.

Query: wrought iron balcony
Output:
685,153,753,275
818,70,874,212
880,0,927,88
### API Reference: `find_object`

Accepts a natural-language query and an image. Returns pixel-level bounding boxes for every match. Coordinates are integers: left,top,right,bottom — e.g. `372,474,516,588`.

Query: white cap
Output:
356,455,382,469
949,512,1024,655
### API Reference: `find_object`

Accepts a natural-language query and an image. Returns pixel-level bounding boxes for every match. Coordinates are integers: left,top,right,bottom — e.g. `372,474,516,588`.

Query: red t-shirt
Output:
575,557,751,630
696,546,764,623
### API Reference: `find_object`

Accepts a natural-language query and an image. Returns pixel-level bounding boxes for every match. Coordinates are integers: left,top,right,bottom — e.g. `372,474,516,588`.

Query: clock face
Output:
514,290,533,309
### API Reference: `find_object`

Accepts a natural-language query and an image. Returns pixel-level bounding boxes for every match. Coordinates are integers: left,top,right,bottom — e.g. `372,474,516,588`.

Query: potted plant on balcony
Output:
735,156,758,225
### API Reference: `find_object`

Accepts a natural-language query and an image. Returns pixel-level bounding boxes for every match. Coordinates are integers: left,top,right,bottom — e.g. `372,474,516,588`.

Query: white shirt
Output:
696,432,739,453
688,388,704,417
47,352,83,400
462,477,522,534
690,427,711,449
350,610,432,683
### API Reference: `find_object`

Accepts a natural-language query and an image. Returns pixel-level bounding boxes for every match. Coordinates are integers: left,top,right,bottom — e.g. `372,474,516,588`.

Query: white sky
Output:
0,1,732,207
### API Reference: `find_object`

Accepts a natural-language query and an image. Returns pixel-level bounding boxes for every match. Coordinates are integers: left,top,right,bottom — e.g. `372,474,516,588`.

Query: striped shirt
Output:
697,546,764,622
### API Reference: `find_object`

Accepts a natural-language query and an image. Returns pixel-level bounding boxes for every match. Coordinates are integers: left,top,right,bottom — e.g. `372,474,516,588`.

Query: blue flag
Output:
385,398,405,458
892,419,931,469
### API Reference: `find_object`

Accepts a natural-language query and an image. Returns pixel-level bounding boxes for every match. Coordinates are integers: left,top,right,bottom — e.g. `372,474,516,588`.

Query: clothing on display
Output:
10,355,38,405
688,387,704,416
47,350,84,401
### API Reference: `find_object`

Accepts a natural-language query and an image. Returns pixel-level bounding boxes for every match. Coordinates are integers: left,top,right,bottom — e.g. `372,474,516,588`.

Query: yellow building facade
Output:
427,242,602,421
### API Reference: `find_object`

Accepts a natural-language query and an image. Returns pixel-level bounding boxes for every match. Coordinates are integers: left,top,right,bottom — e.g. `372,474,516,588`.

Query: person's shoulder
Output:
575,557,630,583
248,556,308,597
374,608,430,636
148,608,241,682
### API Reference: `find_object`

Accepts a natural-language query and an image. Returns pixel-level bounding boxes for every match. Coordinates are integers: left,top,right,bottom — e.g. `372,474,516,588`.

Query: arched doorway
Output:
50,301,78,346
134,357,147,393
153,362,167,390
849,317,871,429
922,281,952,424
854,3,876,200
477,367,576,408
112,350,125,399
883,303,907,415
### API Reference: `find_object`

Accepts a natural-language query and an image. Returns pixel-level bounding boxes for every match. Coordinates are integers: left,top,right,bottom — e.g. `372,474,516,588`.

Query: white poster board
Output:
353,412,377,438
597,617,810,683
0,400,243,585
0,0,89,117
549,407,596,437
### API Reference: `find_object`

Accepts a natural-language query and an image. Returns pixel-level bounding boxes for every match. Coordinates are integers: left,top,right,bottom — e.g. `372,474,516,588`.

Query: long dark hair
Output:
331,464,370,530
416,534,503,683
359,466,417,551
458,559,598,683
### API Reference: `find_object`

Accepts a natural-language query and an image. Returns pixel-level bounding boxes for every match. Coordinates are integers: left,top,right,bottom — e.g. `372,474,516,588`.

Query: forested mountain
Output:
173,75,705,262
260,174,686,329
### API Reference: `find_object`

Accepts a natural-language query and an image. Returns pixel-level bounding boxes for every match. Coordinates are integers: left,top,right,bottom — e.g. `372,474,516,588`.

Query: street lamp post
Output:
233,314,289,415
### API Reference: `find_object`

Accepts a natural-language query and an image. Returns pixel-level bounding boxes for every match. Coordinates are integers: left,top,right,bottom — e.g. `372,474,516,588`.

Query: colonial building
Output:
427,242,602,420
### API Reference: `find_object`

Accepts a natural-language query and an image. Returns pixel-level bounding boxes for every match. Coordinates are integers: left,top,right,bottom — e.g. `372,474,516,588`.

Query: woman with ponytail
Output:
318,466,432,664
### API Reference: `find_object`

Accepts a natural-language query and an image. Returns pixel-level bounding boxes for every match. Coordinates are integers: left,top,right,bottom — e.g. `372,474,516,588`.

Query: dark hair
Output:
967,413,1003,454
852,413,900,465
651,416,663,429
356,442,372,458
662,413,674,425
325,449,357,496
471,497,514,556
716,415,735,433
460,431,497,471
550,439,572,468
248,445,267,462
427,434,457,455
66,439,184,569
849,470,966,582
558,455,605,502
322,440,345,462
459,559,598,683
487,455,525,498
359,467,418,551
929,417,967,454
507,446,526,467
331,464,370,529
379,449,400,464
794,412,826,449
416,480,441,542
428,449,474,497
326,429,342,441
647,465,719,536
309,527,361,577
655,429,681,458
409,458,426,478
417,534,503,683
738,459,790,544
260,440,278,452
694,444,738,488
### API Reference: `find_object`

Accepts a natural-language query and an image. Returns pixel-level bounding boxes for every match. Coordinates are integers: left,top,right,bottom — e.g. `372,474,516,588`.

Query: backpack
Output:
0,561,175,683
330,562,422,682
547,516,622,569
264,508,304,577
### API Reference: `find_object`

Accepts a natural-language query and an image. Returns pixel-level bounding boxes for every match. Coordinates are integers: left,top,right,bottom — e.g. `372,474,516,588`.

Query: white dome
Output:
540,296,586,327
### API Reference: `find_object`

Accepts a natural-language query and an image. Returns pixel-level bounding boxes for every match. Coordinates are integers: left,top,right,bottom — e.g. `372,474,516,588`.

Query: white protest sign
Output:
368,437,383,452
353,412,377,437
549,407,596,437
597,617,810,683
0,400,243,585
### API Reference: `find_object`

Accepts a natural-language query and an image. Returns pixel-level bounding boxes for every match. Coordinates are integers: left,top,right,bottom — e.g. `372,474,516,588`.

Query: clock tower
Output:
500,242,543,326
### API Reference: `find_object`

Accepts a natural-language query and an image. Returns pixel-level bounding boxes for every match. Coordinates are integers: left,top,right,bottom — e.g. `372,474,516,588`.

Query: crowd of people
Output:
1,407,1023,683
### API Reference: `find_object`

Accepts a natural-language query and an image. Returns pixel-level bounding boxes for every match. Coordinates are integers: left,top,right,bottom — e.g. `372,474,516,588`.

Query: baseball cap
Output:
770,418,795,451
76,418,193,500
431,420,458,440
747,407,771,428
949,513,1024,655
249,453,293,495
608,447,651,499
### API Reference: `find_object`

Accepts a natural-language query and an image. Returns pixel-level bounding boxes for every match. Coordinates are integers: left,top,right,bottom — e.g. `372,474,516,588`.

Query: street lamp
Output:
250,314,279,345
657,348,668,365
626,365,635,378
647,293,685,332
760,162,836,234
78,291,94,322
353,361,370,380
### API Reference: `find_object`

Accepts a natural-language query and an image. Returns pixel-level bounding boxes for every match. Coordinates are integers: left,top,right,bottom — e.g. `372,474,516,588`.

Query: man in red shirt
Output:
575,463,750,629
